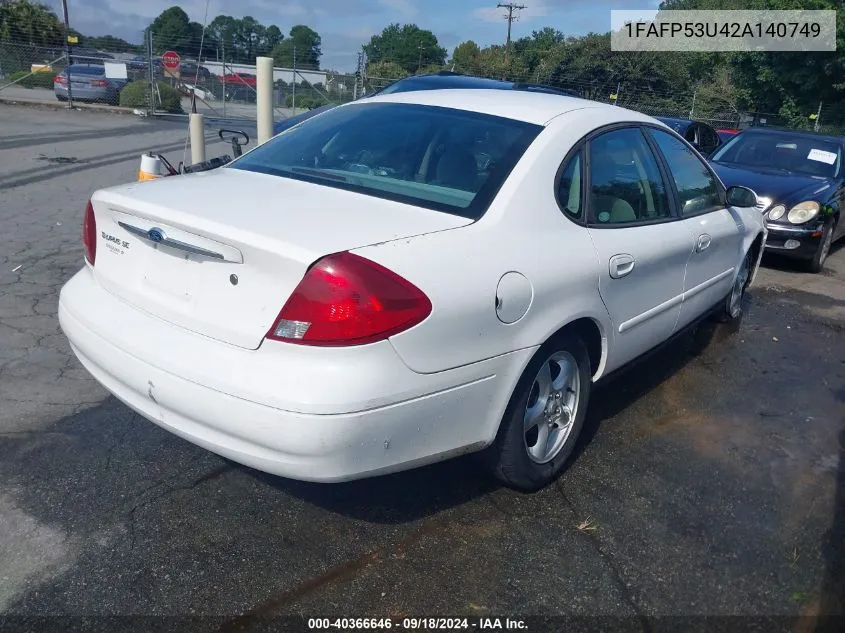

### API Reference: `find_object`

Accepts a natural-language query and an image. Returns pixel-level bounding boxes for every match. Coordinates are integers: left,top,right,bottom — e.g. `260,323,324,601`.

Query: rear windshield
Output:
67,65,104,75
230,102,542,219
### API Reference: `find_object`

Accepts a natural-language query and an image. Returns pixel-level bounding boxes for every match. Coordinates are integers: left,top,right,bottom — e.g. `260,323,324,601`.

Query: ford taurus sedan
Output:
58,90,766,491
710,127,844,273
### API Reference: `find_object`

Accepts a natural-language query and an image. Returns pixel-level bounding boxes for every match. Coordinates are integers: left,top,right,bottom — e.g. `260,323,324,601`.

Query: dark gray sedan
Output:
54,64,127,104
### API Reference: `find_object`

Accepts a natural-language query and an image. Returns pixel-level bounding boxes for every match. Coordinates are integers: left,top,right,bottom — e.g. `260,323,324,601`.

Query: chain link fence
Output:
2,36,842,136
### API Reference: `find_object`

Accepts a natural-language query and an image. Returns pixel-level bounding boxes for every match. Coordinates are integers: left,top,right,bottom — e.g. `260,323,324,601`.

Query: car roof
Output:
358,88,646,126
373,72,580,97
735,126,844,144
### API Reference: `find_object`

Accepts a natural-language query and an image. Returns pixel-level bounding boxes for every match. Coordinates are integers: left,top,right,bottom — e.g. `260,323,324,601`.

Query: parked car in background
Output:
223,72,257,87
371,71,581,98
180,61,211,82
60,89,765,492
655,117,722,156
717,128,740,143
127,55,148,71
54,64,127,104
709,127,844,272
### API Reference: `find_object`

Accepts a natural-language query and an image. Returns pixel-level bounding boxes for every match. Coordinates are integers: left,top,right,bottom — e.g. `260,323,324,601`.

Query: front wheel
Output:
808,222,834,274
487,333,591,492
715,249,751,325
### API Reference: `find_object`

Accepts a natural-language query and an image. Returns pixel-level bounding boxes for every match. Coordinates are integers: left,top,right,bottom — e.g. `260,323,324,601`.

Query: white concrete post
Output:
189,113,206,164
256,56,274,145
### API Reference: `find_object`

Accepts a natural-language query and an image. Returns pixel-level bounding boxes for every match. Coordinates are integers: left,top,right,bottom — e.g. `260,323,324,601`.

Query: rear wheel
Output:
488,333,591,492
808,221,834,274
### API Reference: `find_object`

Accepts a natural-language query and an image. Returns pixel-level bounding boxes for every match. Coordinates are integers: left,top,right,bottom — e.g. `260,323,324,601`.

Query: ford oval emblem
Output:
148,228,164,243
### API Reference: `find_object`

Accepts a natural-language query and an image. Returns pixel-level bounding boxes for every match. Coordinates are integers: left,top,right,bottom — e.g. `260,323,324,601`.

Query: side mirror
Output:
726,185,758,208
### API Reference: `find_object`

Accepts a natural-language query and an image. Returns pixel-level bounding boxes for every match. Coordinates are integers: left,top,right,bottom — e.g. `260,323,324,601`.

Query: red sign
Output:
161,51,181,70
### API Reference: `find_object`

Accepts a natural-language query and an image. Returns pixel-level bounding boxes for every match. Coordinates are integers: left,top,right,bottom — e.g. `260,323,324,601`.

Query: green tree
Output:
0,0,64,47
271,25,321,69
146,6,209,58
450,40,481,73
79,35,141,53
363,23,447,75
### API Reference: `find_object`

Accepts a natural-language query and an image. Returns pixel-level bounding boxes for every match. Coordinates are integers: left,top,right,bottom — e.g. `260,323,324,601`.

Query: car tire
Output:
807,221,834,274
56,95,67,102
487,333,591,492
714,248,752,326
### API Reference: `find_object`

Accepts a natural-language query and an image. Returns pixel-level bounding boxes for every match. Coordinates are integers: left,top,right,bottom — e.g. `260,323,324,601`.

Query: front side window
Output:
230,103,542,219
647,128,724,216
588,127,671,225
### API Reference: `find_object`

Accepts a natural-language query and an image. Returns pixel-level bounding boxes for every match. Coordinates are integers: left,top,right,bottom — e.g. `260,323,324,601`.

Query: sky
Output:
47,0,662,71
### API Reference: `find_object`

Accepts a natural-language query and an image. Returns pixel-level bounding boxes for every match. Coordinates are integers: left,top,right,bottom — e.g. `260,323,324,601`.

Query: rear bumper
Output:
764,222,824,259
58,267,533,482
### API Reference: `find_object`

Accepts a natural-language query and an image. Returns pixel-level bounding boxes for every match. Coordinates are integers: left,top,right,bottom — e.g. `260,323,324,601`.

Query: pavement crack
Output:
216,518,441,631
554,480,653,631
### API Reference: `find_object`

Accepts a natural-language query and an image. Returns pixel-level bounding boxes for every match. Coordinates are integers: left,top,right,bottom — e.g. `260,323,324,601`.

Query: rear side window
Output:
231,102,542,219
557,151,583,220
588,127,671,224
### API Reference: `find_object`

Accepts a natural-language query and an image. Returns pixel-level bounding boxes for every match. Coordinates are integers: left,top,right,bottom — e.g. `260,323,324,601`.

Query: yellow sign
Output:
610,93,618,100
809,113,818,120
31,64,53,73
67,35,79,44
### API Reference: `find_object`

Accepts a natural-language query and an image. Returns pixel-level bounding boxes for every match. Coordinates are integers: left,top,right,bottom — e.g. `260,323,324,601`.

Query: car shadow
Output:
252,316,729,521
570,316,725,466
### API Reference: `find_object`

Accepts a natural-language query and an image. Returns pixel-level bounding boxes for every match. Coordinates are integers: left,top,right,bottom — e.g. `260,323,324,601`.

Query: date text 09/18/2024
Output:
307,618,528,630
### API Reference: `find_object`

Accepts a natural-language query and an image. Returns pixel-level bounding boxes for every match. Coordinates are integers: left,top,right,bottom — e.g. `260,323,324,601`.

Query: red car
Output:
221,72,256,87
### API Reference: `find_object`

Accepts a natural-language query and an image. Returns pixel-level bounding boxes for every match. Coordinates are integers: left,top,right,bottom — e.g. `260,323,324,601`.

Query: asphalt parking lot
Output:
0,104,843,631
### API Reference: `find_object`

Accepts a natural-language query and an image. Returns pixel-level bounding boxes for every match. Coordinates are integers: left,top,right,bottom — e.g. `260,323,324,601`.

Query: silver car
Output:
54,64,126,104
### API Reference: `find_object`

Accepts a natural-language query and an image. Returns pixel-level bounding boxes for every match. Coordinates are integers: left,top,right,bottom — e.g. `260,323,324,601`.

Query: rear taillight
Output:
83,201,96,265
54,75,66,85
90,79,108,87
267,252,431,347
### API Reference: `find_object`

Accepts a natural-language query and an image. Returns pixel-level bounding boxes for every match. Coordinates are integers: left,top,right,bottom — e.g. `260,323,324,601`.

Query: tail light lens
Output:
90,79,108,87
54,75,67,85
83,201,96,265
267,252,431,347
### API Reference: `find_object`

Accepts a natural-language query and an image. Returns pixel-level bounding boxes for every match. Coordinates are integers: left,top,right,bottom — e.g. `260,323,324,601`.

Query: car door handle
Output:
696,234,712,253
609,254,636,279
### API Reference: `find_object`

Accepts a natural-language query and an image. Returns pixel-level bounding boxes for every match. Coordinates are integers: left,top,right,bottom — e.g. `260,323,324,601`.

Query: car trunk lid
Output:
89,168,470,350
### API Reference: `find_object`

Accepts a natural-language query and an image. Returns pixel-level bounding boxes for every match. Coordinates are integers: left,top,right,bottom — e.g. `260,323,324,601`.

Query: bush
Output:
8,70,56,89
119,79,183,113
284,93,326,110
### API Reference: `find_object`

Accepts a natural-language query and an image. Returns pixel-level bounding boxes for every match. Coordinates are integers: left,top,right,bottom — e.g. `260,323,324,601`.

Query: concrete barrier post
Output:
189,113,206,164
256,56,274,145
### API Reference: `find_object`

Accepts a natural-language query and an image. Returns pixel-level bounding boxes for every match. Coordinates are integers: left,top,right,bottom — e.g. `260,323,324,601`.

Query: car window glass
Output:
700,126,719,154
588,128,671,224
231,102,542,219
558,152,582,219
647,128,723,216
711,132,841,178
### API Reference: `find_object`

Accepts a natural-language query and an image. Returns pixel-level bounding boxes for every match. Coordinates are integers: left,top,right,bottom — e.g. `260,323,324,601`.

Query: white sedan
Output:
58,89,766,491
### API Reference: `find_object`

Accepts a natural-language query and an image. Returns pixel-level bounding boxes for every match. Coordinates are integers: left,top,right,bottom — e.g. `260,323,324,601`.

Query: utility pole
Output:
498,2,526,66
60,0,73,108
814,101,822,132
418,41,425,72
689,90,696,119
292,45,297,113
353,51,362,100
